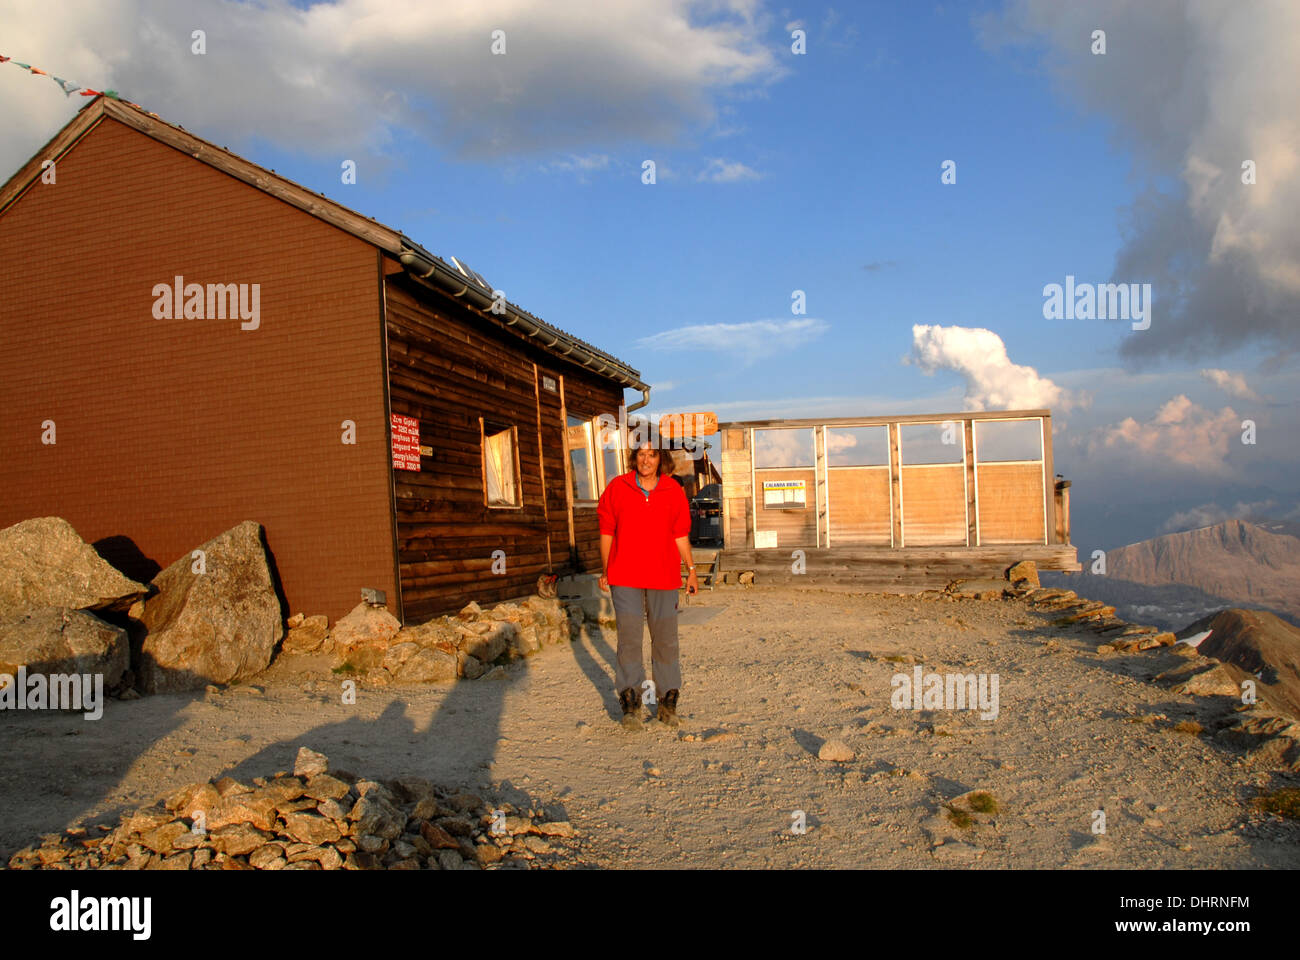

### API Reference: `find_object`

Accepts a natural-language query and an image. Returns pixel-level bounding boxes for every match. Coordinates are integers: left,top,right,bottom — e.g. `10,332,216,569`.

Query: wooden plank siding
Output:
383,276,625,621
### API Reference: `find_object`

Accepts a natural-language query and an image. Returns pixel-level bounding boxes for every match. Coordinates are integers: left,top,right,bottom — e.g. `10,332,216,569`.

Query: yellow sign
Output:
659,412,718,438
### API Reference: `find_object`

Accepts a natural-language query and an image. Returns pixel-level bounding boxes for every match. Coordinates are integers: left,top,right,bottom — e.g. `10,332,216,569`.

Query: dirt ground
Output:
3,583,1298,868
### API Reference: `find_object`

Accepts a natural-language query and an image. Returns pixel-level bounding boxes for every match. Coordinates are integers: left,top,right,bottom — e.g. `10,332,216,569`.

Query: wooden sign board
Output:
391,414,421,471
659,412,718,438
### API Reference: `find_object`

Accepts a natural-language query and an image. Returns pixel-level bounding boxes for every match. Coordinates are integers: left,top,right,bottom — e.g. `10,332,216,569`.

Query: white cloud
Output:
984,0,1300,360
905,324,1081,412
544,153,611,173
696,157,761,182
636,317,827,364
1090,395,1241,477
1200,368,1262,402
0,0,784,178
1160,499,1278,534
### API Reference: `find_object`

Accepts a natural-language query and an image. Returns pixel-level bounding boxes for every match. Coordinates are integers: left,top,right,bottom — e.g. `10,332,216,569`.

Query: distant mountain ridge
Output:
1106,520,1300,621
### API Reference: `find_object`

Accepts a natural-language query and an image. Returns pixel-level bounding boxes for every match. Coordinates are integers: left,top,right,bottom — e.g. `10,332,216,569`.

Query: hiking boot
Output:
658,689,680,727
618,687,642,730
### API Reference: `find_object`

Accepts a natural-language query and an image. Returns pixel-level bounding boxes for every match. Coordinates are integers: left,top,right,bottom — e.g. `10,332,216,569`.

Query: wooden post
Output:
532,363,552,570
1041,414,1055,545
557,376,576,557
964,419,977,547
889,422,903,548
815,424,825,548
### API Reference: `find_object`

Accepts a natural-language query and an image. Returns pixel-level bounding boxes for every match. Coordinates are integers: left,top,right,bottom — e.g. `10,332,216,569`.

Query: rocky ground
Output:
3,582,1299,868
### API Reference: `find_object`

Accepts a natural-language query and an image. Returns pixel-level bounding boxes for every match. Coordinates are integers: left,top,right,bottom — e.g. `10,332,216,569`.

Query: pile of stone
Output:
283,595,583,685
6,748,579,870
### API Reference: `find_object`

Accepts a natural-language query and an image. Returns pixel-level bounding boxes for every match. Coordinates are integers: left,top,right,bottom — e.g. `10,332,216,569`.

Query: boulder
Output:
458,652,485,680
330,602,400,648
394,647,457,683
460,622,512,664
0,517,147,615
947,579,1009,600
1005,560,1040,587
1155,661,1242,698
136,522,283,693
0,607,130,690
281,615,329,654
510,624,542,657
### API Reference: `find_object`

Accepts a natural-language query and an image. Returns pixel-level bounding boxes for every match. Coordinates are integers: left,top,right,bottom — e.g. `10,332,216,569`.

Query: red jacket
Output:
597,471,691,589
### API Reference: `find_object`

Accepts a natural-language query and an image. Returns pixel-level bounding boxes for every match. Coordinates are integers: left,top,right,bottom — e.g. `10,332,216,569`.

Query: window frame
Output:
566,413,598,505
480,418,523,510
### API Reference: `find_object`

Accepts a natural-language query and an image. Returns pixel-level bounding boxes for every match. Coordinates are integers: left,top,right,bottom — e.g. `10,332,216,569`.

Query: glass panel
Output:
601,445,621,491
826,426,890,466
485,426,518,506
974,419,1042,462
900,422,964,464
567,415,594,500
754,428,814,468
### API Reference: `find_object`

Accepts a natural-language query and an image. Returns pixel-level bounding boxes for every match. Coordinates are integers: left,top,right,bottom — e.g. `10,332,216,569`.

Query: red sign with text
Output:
391,414,421,471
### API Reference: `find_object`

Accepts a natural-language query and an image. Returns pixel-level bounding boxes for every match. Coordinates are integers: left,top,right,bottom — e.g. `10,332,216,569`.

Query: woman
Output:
596,438,699,730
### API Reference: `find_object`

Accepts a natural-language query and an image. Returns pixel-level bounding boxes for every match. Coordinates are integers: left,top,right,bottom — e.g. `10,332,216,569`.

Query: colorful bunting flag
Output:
1,53,139,109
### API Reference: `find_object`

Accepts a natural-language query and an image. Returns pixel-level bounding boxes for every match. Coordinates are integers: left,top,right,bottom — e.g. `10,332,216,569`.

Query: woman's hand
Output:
685,570,699,595
598,574,609,593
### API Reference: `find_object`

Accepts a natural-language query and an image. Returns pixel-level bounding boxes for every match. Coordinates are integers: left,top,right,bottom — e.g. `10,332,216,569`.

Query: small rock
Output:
818,740,855,762
293,747,329,778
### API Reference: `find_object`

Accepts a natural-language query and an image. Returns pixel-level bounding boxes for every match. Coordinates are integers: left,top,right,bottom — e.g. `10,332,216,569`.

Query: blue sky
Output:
3,0,1297,550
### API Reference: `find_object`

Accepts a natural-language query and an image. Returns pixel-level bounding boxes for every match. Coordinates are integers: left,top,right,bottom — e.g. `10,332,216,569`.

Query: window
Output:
481,420,521,508
567,414,596,501
899,422,965,464
974,418,1042,462
754,428,815,468
595,414,624,493
826,426,890,466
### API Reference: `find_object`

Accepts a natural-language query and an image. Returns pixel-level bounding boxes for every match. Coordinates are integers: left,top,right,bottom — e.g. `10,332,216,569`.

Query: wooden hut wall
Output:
719,411,1060,551
384,276,623,621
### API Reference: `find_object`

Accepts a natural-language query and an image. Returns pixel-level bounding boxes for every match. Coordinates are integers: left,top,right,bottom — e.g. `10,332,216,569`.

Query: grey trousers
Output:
609,584,681,697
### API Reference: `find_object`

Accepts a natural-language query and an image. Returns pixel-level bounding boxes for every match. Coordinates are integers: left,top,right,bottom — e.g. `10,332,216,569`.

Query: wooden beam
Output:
889,423,903,548
558,375,576,557
718,409,1052,430
964,419,977,547
533,363,552,570
1041,414,1056,545
0,102,104,217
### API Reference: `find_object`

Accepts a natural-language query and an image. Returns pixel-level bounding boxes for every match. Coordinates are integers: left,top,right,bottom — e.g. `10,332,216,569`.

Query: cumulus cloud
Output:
1200,368,1262,402
1159,499,1278,534
984,0,1300,362
1089,394,1241,476
696,157,761,182
906,324,1080,411
0,0,783,177
543,153,611,174
637,317,827,364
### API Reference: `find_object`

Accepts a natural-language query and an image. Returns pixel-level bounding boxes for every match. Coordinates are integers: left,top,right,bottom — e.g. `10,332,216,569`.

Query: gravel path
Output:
3,584,1298,868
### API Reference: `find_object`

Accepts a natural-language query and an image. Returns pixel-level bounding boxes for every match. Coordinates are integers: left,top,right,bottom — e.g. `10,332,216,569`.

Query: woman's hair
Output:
626,437,676,476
